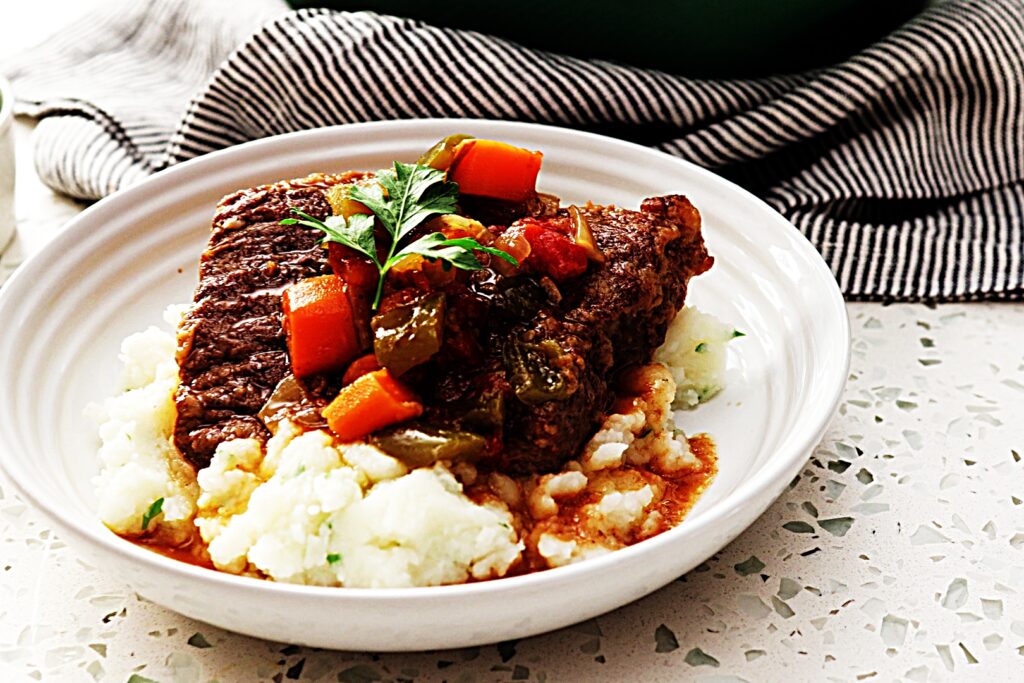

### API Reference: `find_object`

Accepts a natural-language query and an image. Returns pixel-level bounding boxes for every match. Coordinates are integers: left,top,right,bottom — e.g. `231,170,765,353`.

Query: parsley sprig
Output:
282,162,517,309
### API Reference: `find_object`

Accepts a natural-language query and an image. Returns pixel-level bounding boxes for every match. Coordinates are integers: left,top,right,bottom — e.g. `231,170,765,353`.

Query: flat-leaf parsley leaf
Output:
282,162,517,309
400,233,513,272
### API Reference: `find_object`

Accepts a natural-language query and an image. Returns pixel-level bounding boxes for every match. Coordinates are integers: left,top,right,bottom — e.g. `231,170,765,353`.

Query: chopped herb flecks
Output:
327,553,342,564
141,497,164,530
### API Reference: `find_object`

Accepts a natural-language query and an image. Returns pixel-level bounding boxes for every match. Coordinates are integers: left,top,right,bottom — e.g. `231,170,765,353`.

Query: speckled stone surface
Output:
3,15,1024,679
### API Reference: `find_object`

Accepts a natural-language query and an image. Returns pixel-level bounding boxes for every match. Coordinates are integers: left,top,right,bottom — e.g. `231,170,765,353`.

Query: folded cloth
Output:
3,0,1021,301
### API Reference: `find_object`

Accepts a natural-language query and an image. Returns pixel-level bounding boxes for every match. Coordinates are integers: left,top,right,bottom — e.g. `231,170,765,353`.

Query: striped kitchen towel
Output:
3,0,1021,301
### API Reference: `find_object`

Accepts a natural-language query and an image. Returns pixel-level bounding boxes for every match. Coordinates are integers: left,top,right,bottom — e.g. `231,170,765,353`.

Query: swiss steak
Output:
173,172,710,476
173,173,362,469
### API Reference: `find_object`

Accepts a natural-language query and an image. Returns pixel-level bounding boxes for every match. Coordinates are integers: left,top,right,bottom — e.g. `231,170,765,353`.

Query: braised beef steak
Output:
174,176,709,476
498,195,711,473
173,174,363,469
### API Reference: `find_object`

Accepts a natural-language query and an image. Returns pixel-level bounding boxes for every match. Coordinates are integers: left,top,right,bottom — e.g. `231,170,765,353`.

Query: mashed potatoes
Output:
88,307,198,546
92,305,732,587
194,424,520,587
655,306,737,408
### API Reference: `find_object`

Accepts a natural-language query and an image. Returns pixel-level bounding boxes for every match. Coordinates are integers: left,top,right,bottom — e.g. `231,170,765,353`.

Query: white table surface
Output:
3,4,1024,682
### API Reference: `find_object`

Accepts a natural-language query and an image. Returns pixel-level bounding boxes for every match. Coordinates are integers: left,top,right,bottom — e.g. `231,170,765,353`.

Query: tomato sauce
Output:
658,433,717,527
132,529,215,571
512,434,717,573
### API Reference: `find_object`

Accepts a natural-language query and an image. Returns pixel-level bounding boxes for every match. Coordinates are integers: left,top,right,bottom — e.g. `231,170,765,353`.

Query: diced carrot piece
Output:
322,369,423,442
282,275,361,378
341,353,380,385
448,139,543,202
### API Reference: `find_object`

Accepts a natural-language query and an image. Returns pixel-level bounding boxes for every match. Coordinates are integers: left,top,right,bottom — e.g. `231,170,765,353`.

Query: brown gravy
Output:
133,529,214,570
659,433,717,525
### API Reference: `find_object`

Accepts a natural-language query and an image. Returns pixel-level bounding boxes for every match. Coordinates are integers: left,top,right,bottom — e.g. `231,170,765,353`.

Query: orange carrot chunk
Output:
322,369,423,442
448,139,543,202
282,275,361,378
341,353,381,385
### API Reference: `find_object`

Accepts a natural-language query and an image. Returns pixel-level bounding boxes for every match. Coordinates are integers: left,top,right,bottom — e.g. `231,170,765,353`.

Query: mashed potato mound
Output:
89,307,198,546
195,424,521,587
331,467,521,587
93,304,731,585
654,306,736,408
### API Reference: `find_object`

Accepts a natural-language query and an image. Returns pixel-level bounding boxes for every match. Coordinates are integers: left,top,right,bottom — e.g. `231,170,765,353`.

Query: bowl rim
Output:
0,118,850,602
0,75,12,134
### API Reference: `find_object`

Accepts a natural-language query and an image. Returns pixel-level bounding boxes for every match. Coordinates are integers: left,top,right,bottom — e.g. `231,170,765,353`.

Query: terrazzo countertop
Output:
3,27,1024,681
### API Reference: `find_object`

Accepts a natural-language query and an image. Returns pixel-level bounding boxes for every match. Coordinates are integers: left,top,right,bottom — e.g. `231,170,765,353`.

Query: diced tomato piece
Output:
327,242,378,348
327,243,378,301
511,223,588,282
511,216,572,237
341,353,381,385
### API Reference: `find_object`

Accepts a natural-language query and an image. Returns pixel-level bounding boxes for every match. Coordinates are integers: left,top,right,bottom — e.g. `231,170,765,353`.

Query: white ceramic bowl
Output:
0,75,15,248
0,119,849,651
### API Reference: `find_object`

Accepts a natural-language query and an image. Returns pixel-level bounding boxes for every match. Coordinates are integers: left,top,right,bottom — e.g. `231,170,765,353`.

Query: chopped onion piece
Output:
568,205,605,263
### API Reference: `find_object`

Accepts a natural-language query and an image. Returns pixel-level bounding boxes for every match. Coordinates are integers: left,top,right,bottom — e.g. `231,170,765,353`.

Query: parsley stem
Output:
373,240,401,311
284,163,515,312
372,266,387,310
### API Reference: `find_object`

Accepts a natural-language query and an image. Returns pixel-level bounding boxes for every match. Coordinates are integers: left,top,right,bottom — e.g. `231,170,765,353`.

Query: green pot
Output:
289,0,926,77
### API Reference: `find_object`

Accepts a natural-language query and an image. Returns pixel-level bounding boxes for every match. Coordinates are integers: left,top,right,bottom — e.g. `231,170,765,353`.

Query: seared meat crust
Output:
500,196,710,473
173,173,365,469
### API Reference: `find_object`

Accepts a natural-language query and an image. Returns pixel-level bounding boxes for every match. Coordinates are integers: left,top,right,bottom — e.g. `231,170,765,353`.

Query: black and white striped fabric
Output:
4,0,1022,301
